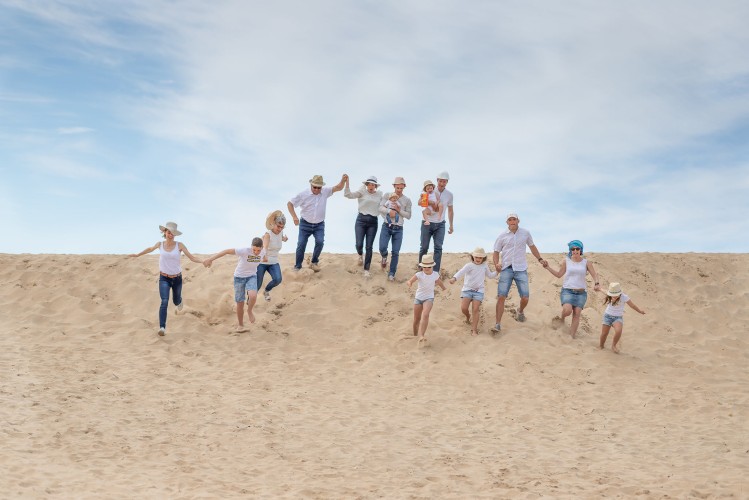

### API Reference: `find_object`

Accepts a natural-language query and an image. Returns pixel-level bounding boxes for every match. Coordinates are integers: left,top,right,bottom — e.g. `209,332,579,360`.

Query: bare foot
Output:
471,330,478,336
248,311,256,324
417,336,428,347
464,315,471,325
235,324,248,333
612,344,620,354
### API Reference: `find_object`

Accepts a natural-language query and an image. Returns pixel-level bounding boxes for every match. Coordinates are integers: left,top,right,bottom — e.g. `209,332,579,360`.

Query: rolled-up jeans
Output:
158,274,182,329
295,219,325,269
355,213,379,271
419,220,446,271
379,223,403,277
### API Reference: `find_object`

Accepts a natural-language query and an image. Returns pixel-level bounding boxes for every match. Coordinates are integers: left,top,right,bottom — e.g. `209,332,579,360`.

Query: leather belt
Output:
160,272,181,278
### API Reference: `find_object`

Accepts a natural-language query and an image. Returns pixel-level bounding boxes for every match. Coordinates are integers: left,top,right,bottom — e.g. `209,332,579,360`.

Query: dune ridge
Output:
1,252,747,498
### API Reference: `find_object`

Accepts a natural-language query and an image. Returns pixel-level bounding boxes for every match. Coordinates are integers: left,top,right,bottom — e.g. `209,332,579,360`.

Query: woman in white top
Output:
258,210,289,302
344,175,383,277
129,221,202,336
543,240,601,338
449,247,498,336
407,254,447,345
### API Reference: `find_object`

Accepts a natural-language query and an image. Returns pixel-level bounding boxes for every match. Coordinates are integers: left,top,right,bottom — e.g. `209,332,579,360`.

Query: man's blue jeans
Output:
257,263,282,292
379,223,403,277
295,219,325,269
158,274,182,329
419,221,446,271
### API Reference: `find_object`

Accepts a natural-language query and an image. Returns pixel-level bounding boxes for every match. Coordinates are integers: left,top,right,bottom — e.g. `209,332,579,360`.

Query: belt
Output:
564,288,585,293
160,272,182,278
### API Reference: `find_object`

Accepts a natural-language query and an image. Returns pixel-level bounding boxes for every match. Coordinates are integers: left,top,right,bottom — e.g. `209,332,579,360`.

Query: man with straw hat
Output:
287,173,346,271
378,176,412,281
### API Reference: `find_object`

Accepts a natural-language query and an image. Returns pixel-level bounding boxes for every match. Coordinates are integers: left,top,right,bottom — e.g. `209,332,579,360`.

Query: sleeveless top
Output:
264,230,284,265
562,257,587,289
159,241,182,275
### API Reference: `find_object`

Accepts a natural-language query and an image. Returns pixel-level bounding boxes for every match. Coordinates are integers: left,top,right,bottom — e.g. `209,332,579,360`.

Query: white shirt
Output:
562,257,588,289
493,227,535,271
427,187,453,223
234,248,265,278
452,262,497,293
159,241,182,275
264,230,284,265
379,194,412,226
344,185,383,217
605,293,630,316
290,186,334,224
414,271,440,301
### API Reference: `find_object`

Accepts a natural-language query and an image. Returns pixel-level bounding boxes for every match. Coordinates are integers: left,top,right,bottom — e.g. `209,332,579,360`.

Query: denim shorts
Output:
560,288,587,309
234,275,258,302
497,268,529,298
460,290,484,301
414,297,435,305
602,313,623,326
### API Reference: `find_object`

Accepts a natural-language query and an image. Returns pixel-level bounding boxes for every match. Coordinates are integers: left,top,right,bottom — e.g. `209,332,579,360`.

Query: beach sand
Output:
1,252,747,498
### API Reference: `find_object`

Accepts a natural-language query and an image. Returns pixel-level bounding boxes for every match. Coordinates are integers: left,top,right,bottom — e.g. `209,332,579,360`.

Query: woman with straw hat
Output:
129,221,203,336
543,239,601,338
407,253,447,345
257,210,289,302
448,247,498,336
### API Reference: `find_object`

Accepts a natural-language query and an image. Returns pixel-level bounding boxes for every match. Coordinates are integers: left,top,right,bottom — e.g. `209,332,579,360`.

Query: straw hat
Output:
159,221,182,236
607,282,623,297
471,247,487,259
423,179,435,189
419,254,435,267
309,175,325,187
392,176,406,186
265,210,286,230
363,175,380,187
437,171,450,180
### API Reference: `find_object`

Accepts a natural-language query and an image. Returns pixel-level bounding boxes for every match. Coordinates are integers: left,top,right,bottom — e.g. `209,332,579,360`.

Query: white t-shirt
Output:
562,257,588,289
427,188,453,223
234,248,265,278
605,293,630,316
159,241,182,275
493,227,535,271
452,262,497,293
414,271,440,301
290,187,334,224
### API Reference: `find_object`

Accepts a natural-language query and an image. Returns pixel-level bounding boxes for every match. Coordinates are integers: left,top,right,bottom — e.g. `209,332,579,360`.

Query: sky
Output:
2,0,748,256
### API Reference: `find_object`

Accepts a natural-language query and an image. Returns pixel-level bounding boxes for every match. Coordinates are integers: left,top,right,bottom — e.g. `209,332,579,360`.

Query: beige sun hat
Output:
471,247,487,259
265,210,286,230
392,176,406,186
419,254,436,267
363,175,380,187
423,179,435,189
607,282,623,297
309,175,325,187
159,221,182,236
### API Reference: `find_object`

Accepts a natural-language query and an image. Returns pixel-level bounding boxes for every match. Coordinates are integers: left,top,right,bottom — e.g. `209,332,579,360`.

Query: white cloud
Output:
57,126,94,135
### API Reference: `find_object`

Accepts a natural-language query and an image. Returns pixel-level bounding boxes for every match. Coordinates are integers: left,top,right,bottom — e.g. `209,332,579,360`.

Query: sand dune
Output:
1,252,747,498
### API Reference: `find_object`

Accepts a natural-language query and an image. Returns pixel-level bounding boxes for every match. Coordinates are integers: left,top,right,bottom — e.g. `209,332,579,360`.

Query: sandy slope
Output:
1,252,747,498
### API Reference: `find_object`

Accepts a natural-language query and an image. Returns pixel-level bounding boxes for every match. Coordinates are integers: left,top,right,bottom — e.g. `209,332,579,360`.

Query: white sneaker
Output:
158,327,166,336
364,270,371,278
263,290,271,302
358,255,363,265
176,301,183,314
387,275,395,282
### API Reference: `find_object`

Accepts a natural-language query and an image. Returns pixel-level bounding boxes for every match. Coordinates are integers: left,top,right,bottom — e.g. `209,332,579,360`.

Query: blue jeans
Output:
355,214,379,271
497,268,530,298
158,274,182,329
257,263,282,292
379,223,403,277
295,219,325,269
419,221,446,271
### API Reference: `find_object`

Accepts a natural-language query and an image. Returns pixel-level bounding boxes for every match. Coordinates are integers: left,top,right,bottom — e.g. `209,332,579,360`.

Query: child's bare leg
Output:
460,298,471,324
599,324,611,349
471,300,481,335
611,322,624,353
418,301,434,338
413,303,423,336
569,307,582,338
246,291,258,323
422,208,430,225
236,302,245,327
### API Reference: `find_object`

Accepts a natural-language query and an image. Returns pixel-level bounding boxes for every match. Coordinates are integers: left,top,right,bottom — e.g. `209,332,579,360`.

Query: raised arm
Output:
331,174,347,193
179,243,202,264
129,241,160,258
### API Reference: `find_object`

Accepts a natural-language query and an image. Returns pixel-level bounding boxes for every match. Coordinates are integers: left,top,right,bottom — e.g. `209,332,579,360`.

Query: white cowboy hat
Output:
471,247,487,259
363,175,380,187
607,282,623,297
437,171,450,180
159,221,182,236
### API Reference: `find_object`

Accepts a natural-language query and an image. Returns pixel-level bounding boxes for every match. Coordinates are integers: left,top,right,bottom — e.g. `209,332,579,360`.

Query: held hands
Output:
449,277,456,284
282,234,288,242
342,173,349,183
203,259,213,268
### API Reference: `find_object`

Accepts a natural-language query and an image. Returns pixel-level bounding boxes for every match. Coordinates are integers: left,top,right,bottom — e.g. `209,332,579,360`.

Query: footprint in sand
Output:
551,316,564,330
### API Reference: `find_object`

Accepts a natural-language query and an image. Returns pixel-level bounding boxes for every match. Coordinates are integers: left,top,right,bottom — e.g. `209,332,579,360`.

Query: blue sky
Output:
2,0,748,255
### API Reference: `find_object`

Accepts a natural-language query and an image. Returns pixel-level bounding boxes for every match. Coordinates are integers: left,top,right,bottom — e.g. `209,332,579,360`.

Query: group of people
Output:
130,172,645,353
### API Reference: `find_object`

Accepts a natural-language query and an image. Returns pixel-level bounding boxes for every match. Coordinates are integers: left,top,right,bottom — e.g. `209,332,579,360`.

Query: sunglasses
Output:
570,247,581,251
311,186,322,190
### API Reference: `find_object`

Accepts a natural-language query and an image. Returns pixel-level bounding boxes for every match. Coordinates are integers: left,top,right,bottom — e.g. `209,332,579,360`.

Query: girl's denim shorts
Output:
602,313,624,326
560,288,587,309
460,290,484,301
414,297,435,305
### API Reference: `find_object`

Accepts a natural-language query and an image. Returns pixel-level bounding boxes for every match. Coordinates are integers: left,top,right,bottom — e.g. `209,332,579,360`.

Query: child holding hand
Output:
407,254,447,345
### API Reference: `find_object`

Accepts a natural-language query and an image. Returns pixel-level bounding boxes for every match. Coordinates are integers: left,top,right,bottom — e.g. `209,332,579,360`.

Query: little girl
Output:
407,254,447,345
419,180,443,226
600,282,646,353
449,247,497,336
203,237,266,332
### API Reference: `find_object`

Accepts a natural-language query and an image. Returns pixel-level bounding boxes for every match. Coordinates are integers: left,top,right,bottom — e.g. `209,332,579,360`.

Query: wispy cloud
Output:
57,126,94,135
